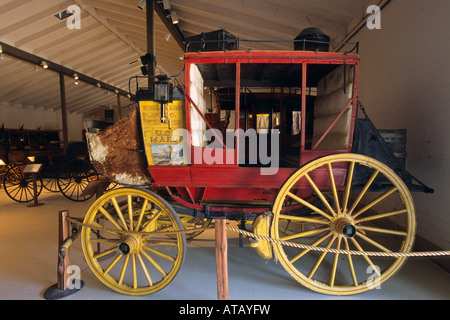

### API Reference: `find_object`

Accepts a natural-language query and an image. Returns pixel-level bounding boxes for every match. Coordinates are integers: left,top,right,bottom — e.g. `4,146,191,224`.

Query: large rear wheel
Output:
271,154,416,296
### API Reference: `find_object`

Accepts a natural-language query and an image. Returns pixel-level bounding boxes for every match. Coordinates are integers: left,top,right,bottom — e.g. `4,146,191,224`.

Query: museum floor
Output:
0,189,448,300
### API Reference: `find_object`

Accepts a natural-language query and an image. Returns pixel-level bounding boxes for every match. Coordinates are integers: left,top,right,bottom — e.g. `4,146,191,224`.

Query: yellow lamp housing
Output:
137,84,187,167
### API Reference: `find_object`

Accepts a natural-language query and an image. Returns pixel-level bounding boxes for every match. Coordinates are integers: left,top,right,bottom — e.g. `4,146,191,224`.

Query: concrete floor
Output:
0,189,449,300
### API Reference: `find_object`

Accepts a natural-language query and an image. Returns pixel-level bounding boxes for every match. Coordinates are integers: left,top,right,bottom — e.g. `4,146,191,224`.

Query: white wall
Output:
0,103,84,142
353,0,450,249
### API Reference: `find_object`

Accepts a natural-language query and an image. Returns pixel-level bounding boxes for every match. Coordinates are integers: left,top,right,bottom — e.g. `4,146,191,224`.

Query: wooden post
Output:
43,210,84,299
146,0,156,88
26,172,44,207
57,210,71,290
215,217,229,300
116,93,122,120
59,73,68,151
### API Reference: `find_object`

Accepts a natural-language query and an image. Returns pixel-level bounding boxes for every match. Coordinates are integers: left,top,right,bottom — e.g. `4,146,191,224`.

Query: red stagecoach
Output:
82,29,432,296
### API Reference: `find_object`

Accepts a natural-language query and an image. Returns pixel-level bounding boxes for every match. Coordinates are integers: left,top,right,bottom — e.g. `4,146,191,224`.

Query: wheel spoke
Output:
145,239,178,246
136,252,153,286
89,220,122,236
130,254,137,289
352,187,398,219
290,232,332,263
308,235,337,279
342,161,355,213
327,163,341,215
280,226,329,241
350,237,382,277
343,238,358,286
304,173,336,216
348,170,379,215
141,210,162,232
98,207,125,231
9,184,21,197
287,192,333,221
135,199,149,231
356,231,396,253
357,225,408,237
141,249,167,277
355,209,407,224
330,237,342,287
127,195,134,230
24,184,33,200
104,254,122,275
111,198,129,231
144,246,176,262
118,254,130,285
93,247,118,260
279,214,330,225
19,187,26,202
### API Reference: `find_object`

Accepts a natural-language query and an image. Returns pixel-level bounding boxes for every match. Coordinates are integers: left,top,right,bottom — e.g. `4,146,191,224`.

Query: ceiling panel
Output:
0,0,369,116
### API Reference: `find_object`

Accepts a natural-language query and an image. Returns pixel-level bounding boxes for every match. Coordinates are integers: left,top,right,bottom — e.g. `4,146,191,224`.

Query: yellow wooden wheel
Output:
81,188,186,296
271,154,416,296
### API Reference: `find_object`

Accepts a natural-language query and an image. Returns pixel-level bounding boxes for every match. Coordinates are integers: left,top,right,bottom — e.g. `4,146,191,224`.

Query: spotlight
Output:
55,10,74,20
74,80,79,85
140,53,154,65
162,0,171,10
0,44,3,53
171,11,179,24
41,61,48,69
141,66,149,76
73,73,79,80
137,0,146,10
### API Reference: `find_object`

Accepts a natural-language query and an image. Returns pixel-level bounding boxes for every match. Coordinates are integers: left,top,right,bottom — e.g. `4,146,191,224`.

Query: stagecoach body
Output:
134,50,362,217
83,30,432,297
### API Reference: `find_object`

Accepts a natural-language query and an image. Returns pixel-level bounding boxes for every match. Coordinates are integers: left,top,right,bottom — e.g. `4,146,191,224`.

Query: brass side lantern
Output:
153,75,173,123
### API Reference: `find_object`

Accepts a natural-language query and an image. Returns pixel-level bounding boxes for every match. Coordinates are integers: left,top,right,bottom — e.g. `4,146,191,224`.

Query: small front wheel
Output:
81,188,186,296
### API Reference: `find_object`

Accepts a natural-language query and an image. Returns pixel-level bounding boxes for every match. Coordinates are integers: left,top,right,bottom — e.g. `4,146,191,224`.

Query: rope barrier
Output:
66,216,450,259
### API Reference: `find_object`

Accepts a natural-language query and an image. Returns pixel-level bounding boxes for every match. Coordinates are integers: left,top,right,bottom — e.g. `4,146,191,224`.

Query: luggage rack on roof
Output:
184,28,360,54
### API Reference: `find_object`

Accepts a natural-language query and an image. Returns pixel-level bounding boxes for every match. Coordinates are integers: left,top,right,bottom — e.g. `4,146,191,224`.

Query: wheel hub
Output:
118,234,143,255
332,217,357,238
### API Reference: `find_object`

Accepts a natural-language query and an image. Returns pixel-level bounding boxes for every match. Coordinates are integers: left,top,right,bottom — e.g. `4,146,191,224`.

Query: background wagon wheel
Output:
2,164,43,203
81,188,186,296
271,154,416,296
42,176,60,192
57,161,96,202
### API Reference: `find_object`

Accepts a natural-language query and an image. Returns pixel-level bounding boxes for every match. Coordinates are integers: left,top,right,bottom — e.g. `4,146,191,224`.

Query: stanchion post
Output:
24,164,44,207
215,217,229,300
57,210,71,290
43,210,84,300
